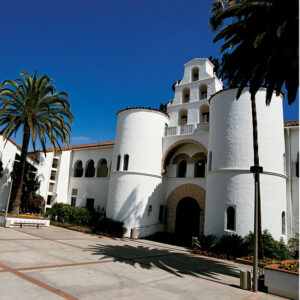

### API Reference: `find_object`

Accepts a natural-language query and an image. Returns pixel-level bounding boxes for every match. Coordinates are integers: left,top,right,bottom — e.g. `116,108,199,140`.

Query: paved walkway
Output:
0,226,285,300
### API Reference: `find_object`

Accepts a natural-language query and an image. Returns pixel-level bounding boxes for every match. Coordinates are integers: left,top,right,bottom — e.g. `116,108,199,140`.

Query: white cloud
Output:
71,136,91,143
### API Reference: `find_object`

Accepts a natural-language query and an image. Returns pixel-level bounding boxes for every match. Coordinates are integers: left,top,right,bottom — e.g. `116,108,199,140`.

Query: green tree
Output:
210,0,298,290
0,72,74,213
9,162,41,213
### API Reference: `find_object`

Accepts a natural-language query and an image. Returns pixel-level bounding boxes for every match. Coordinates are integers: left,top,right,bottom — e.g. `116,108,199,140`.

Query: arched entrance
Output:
175,197,200,242
166,184,205,235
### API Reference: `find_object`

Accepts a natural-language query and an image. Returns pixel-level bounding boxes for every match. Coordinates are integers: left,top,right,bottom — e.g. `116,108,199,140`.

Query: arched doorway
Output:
166,184,205,236
175,197,200,242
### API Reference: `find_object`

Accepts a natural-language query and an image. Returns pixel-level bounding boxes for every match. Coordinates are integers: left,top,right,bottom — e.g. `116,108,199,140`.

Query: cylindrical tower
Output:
205,88,286,240
106,108,169,237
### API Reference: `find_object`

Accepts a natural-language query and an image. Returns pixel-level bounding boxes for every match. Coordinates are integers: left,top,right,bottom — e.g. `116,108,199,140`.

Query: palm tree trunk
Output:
10,124,31,214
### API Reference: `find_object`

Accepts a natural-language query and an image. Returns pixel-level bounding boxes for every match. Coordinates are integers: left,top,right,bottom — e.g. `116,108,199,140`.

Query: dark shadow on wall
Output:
88,242,240,281
113,180,165,234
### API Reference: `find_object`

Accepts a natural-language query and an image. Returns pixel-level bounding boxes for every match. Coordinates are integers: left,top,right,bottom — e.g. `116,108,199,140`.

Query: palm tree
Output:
210,0,298,291
0,72,74,214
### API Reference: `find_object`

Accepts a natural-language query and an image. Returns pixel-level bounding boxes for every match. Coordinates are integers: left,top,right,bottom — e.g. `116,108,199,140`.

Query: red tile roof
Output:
29,141,115,154
284,120,299,127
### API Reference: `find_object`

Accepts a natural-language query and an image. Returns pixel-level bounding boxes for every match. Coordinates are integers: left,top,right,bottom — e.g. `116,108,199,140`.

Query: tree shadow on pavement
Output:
88,242,241,282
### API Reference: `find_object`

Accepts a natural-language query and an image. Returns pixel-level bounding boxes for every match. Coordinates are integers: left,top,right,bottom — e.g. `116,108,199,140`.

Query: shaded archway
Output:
161,139,207,175
175,197,200,242
166,184,205,235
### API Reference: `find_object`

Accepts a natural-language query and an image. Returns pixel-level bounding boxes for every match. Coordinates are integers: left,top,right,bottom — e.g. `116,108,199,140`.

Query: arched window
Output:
178,109,187,125
97,159,108,177
177,160,187,178
123,154,129,171
73,160,83,177
199,84,207,100
226,206,235,230
282,211,286,235
85,160,95,177
192,67,199,81
116,155,121,171
182,88,190,103
194,160,206,177
193,153,207,178
200,104,210,122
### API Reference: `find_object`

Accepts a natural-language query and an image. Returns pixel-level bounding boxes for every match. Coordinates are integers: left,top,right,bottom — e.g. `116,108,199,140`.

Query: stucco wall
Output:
107,172,164,237
56,150,72,204
206,88,286,240
36,152,54,199
107,109,168,237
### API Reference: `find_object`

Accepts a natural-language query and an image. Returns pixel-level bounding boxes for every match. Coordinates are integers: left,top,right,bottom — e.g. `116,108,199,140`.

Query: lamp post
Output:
4,179,13,227
250,165,263,292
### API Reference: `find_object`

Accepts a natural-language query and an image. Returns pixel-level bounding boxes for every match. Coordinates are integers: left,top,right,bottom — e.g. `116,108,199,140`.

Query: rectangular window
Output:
86,198,95,211
72,188,78,196
47,195,53,205
71,197,76,207
52,158,59,169
50,171,56,181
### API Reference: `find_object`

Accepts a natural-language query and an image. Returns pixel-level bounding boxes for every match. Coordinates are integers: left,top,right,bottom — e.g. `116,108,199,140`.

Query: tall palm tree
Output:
210,0,298,291
0,72,74,214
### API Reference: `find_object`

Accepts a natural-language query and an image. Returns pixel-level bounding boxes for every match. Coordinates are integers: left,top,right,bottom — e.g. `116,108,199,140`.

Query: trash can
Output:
240,270,252,290
130,228,139,239
240,271,247,290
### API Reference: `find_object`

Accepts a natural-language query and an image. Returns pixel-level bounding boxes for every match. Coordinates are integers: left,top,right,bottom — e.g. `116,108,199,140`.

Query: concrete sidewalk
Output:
0,226,285,299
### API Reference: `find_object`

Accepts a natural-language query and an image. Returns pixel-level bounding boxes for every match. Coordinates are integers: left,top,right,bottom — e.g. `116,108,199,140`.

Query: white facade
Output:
0,58,298,241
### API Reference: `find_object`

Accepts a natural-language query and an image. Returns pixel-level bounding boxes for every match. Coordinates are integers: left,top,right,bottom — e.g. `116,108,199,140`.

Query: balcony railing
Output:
165,122,209,137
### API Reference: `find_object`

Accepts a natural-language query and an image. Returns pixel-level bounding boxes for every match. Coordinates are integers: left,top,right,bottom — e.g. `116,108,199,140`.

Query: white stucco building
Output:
0,58,298,241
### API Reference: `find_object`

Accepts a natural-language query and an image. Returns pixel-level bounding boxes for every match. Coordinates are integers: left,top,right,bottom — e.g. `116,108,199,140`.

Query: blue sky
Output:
0,0,298,147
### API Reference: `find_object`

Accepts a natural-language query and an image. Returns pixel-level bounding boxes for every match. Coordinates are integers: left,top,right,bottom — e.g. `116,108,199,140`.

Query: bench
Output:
14,222,46,228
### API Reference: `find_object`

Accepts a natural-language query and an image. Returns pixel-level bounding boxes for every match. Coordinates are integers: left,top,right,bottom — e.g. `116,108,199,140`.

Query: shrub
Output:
288,238,299,259
197,234,218,251
48,203,91,226
215,234,249,258
92,214,127,237
21,194,45,214
245,230,290,260
48,203,127,237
